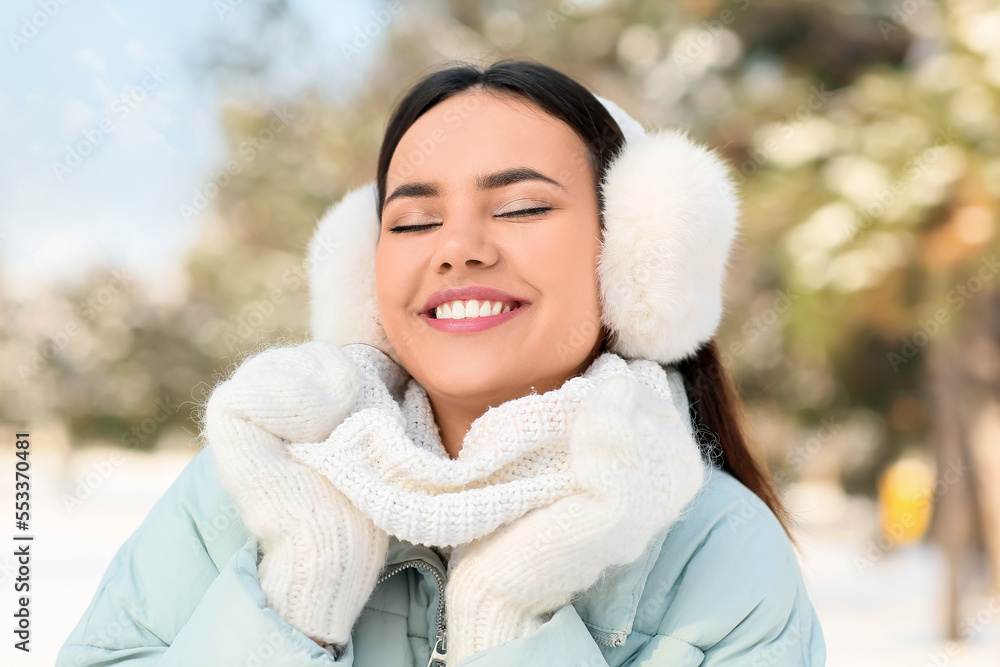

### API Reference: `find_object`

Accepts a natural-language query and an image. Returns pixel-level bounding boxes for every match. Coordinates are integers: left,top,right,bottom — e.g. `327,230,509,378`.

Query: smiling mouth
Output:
427,299,525,319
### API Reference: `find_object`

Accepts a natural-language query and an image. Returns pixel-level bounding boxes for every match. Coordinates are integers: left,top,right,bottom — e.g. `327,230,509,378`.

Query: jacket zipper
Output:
373,558,448,667
593,632,626,647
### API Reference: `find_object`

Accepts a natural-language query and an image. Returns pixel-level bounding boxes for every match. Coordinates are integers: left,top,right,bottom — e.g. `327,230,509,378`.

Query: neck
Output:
427,397,477,459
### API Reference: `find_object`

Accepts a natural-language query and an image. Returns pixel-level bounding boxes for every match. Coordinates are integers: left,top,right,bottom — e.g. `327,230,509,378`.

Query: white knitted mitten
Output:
443,372,707,665
204,341,390,649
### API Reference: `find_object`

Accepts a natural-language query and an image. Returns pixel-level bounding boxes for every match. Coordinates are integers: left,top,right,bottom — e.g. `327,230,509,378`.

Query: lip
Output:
419,284,531,334
421,285,529,315
421,302,530,333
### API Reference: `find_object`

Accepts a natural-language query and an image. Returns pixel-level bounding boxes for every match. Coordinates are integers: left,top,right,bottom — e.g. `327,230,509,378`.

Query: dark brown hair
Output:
375,58,797,546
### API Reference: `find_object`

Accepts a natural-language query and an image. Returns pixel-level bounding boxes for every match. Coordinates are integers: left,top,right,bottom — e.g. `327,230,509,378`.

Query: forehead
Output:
387,90,590,185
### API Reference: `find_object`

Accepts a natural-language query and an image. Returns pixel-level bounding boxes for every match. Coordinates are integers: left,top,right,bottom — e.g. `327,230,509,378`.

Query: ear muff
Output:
307,182,400,366
307,96,740,366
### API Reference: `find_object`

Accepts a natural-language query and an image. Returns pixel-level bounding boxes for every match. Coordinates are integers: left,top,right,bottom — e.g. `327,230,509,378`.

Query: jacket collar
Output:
381,525,670,648
384,535,447,577
571,525,671,645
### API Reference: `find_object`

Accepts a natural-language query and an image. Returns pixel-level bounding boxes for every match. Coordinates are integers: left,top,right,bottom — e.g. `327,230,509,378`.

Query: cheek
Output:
374,243,407,312
565,247,603,326
374,244,420,359
566,224,602,278
524,224,602,311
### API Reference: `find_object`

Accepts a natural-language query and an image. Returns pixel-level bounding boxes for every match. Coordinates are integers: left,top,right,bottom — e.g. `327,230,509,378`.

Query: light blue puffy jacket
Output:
56,443,826,666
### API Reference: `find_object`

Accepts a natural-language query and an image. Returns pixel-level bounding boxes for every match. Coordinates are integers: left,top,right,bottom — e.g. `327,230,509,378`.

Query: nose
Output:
430,207,500,272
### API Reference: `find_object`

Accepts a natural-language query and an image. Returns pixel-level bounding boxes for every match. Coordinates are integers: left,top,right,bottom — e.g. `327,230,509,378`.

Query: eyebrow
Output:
383,167,566,208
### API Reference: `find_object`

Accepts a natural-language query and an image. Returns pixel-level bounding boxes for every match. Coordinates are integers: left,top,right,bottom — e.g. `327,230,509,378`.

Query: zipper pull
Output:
426,635,447,667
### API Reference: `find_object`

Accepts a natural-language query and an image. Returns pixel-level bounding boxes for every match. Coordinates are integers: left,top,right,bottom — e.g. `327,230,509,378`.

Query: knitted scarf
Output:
284,343,695,549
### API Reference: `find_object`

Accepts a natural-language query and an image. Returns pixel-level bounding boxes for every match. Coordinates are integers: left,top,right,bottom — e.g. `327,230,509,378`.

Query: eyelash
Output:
387,207,552,233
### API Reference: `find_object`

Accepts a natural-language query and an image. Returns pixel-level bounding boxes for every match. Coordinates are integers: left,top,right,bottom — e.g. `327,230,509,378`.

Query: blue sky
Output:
0,0,381,296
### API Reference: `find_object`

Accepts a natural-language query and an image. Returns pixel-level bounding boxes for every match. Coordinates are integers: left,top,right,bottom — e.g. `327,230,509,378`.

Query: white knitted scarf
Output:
284,343,694,548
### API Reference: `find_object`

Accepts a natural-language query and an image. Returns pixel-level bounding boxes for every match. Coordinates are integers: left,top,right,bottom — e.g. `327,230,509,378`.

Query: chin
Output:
415,358,520,401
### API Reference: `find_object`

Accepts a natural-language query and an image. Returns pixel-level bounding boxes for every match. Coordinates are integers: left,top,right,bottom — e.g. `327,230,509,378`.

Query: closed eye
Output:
498,206,552,218
387,207,552,233
387,223,440,233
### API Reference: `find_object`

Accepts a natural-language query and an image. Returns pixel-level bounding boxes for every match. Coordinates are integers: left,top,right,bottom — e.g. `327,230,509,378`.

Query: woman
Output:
57,59,826,666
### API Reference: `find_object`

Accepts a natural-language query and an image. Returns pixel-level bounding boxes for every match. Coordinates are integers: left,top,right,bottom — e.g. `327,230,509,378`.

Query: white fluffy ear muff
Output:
306,95,740,367
307,183,403,367
594,96,741,365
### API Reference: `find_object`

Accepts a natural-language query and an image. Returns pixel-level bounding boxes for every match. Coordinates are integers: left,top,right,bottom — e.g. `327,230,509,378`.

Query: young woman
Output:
57,59,826,666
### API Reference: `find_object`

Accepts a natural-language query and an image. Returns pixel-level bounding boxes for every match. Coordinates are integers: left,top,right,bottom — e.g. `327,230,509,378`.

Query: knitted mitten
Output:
443,372,707,665
204,341,390,649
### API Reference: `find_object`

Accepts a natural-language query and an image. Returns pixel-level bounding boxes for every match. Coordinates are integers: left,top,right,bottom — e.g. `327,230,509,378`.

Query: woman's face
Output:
375,88,606,412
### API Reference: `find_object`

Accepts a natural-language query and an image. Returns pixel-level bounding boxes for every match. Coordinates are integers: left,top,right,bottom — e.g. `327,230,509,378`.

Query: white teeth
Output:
433,299,518,320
